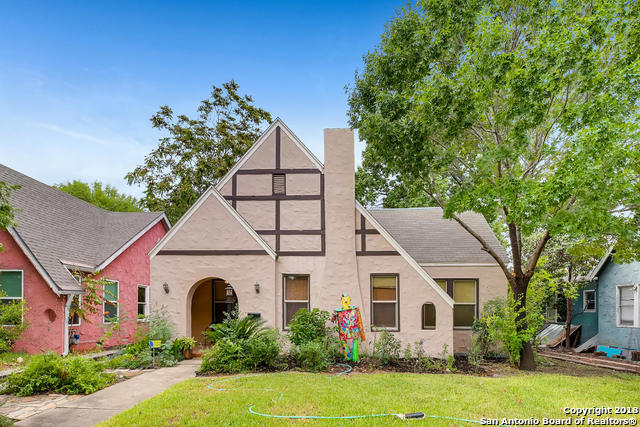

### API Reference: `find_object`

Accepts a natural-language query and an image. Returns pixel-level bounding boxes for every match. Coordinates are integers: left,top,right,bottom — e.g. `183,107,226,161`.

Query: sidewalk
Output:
15,359,200,427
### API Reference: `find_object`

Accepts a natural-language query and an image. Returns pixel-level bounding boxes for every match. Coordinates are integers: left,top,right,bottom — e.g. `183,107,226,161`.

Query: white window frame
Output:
616,284,640,328
282,274,310,329
137,285,149,322
68,294,81,326
0,269,24,327
583,289,596,313
103,279,119,324
371,274,399,331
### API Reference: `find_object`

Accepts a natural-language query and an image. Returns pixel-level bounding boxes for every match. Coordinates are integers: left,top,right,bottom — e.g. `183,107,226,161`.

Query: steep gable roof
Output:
368,207,508,265
0,164,168,294
149,186,276,259
215,118,323,192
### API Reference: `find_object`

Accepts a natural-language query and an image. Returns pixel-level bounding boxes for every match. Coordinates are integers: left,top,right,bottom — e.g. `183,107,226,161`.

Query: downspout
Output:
63,295,73,356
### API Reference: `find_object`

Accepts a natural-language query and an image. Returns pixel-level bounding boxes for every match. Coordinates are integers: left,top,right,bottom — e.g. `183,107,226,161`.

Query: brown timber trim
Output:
231,175,237,209
370,273,400,332
225,194,321,201
235,168,321,175
256,229,323,235
320,173,326,255
278,251,324,256
275,126,281,169
275,199,280,252
355,229,380,235
356,251,400,256
157,250,268,256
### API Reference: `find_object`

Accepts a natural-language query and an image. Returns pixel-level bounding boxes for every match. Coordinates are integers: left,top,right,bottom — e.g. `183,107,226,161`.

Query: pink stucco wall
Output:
0,230,66,354
70,221,167,352
0,221,167,355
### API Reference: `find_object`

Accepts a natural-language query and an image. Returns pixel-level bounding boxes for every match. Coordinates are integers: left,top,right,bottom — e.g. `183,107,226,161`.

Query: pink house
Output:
0,164,169,354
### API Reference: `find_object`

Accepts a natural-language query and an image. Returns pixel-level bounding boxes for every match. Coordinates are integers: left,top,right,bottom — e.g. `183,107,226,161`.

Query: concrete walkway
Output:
16,359,200,427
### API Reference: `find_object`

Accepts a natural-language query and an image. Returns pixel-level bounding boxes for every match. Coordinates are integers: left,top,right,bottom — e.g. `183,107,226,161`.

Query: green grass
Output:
0,352,29,371
100,369,640,426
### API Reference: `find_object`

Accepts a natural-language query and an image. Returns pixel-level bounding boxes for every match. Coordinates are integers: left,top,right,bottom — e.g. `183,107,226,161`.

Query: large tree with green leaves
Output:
55,180,142,212
348,0,640,369
126,80,272,223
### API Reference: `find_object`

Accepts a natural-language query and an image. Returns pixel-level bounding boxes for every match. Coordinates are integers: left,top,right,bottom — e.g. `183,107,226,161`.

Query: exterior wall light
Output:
254,282,260,293
163,282,169,294
225,284,234,314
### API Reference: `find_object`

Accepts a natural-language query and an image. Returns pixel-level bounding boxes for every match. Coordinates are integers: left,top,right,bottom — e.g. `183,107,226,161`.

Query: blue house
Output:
572,250,640,356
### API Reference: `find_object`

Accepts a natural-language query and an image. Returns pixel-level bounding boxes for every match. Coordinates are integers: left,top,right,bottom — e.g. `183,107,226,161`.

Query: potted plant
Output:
175,337,197,359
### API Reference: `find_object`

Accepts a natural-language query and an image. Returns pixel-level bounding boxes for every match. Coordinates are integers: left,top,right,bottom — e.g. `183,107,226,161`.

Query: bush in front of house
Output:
198,312,284,374
287,308,331,346
2,353,115,396
0,292,27,353
290,340,328,372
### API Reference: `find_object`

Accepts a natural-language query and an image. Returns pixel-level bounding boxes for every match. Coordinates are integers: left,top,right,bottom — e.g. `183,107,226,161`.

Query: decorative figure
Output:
332,294,365,362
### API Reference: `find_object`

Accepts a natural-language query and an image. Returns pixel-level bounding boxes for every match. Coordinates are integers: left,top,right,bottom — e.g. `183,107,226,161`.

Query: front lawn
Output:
100,366,640,426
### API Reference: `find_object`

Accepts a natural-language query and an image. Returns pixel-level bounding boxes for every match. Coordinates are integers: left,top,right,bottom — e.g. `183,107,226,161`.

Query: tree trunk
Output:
513,277,536,371
564,297,573,351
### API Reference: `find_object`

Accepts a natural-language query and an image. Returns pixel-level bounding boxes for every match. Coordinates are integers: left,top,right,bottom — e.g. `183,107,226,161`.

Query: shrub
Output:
2,353,114,396
287,308,331,346
245,329,283,370
0,293,27,353
372,330,401,365
148,306,174,342
291,341,328,372
204,310,267,344
173,337,196,352
200,338,247,374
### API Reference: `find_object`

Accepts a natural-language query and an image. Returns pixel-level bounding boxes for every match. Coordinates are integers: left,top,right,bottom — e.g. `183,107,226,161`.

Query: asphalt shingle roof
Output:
0,164,165,293
368,207,508,265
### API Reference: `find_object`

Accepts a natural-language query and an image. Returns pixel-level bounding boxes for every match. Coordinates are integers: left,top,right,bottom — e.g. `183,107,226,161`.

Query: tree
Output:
0,181,19,252
55,180,142,212
348,0,640,369
126,80,272,223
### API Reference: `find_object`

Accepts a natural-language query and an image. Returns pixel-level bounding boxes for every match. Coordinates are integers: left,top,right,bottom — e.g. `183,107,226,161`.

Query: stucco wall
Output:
1,230,66,354
70,220,167,352
150,254,276,336
595,261,640,350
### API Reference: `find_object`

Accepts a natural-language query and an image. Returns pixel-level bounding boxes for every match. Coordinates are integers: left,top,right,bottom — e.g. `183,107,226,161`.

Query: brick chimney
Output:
323,129,360,303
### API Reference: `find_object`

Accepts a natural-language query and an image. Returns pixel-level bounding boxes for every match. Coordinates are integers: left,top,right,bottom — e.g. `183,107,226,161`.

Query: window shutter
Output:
272,174,286,195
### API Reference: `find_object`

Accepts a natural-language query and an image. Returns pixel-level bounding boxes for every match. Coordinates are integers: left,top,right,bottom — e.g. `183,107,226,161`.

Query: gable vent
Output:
272,173,286,195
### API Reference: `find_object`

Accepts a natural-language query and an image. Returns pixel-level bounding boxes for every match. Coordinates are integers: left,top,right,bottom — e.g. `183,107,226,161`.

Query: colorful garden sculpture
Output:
333,294,365,362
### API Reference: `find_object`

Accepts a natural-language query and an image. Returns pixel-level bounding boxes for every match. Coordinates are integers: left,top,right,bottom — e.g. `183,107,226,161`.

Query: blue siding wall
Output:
596,261,640,350
571,281,598,345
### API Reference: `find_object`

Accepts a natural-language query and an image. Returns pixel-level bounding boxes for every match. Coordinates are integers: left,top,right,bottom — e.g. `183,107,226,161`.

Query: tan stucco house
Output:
149,119,507,354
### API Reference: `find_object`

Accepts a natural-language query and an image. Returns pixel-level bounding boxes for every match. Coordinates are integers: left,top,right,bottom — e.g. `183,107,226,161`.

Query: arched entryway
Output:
190,278,237,344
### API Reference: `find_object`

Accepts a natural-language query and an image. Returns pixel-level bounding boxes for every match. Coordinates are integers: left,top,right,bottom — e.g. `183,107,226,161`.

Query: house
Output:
149,119,508,354
0,164,169,354
571,250,640,355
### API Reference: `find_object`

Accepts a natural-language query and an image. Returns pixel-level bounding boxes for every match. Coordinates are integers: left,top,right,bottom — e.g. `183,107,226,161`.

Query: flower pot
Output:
183,348,193,360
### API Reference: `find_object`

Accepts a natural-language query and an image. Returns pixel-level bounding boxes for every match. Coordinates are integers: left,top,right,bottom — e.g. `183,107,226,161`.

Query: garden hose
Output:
208,364,499,424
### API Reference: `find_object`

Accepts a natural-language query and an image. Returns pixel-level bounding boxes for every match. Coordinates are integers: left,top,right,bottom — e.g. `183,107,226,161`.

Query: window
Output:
68,295,81,326
137,285,149,322
422,303,436,329
103,280,119,323
436,279,478,328
272,173,286,195
213,280,236,323
583,289,596,312
0,270,23,326
283,275,309,327
617,285,639,327
371,274,399,330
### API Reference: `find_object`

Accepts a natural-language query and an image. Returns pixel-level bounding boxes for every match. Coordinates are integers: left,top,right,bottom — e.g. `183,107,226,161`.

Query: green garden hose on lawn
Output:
208,364,494,424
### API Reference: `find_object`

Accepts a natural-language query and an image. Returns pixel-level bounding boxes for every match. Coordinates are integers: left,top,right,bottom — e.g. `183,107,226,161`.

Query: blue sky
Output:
0,1,403,197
